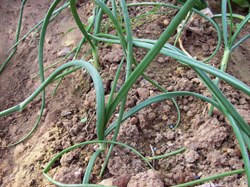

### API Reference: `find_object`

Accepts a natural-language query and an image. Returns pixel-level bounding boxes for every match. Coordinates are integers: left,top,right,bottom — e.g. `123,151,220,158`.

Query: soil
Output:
0,0,250,187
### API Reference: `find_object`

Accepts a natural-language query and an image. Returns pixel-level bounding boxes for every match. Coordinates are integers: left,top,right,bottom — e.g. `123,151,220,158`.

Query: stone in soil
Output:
112,174,132,187
127,169,164,187
185,118,228,150
57,47,72,57
53,166,83,184
185,149,200,163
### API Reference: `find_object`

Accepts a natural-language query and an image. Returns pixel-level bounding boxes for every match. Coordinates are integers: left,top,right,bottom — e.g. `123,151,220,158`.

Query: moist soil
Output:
0,0,250,186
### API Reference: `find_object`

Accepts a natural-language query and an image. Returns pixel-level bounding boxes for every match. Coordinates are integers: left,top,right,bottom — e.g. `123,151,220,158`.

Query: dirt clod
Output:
127,169,164,187
112,174,132,187
53,166,83,184
57,47,72,57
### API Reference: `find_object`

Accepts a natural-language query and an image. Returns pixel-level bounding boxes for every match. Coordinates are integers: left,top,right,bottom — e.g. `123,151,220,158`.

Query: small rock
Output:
72,115,79,123
158,57,165,63
227,149,237,157
36,153,44,161
131,117,139,124
191,115,205,129
26,80,34,88
69,127,79,136
185,149,200,163
147,113,156,121
127,169,164,187
187,110,195,118
37,108,48,116
112,174,132,187
207,103,222,116
60,152,74,166
155,149,161,155
162,115,168,121
185,118,228,149
202,43,210,52
57,47,71,57
67,53,74,60
53,166,83,184
84,100,90,107
61,110,72,117
235,148,242,157
183,99,188,105
62,141,71,149
155,133,163,143
183,106,189,112
174,78,192,91
229,157,243,170
98,178,113,186
163,19,170,26
239,98,247,105
56,121,63,127
137,88,150,99
103,49,124,63
197,172,203,178
163,131,175,140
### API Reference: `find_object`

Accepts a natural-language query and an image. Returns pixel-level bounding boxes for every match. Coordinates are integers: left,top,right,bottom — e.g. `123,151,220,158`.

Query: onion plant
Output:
1,0,250,186
0,0,27,73
209,0,250,115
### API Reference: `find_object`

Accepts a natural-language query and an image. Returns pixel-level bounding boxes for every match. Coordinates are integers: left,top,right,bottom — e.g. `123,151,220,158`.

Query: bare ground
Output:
0,0,250,186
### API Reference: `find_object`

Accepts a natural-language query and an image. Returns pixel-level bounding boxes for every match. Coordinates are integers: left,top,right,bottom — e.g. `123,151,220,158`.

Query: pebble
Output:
155,149,161,155
69,127,79,136
163,131,175,140
127,169,164,187
37,108,48,116
197,172,203,178
131,117,139,124
207,103,222,116
84,100,90,107
158,57,165,63
98,178,113,186
60,152,74,166
61,110,72,117
185,150,200,163
162,115,168,121
137,88,150,99
183,99,188,105
202,43,210,52
36,153,44,161
72,115,79,123
57,47,72,57
187,110,195,118
183,106,189,112
147,113,156,121
239,98,247,105
67,53,74,60
56,121,63,127
112,174,132,187
163,19,170,26
235,148,242,157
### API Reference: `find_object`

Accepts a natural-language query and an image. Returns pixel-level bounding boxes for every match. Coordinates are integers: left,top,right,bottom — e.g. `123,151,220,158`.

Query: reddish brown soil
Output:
0,0,250,187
